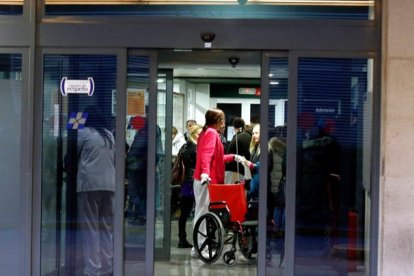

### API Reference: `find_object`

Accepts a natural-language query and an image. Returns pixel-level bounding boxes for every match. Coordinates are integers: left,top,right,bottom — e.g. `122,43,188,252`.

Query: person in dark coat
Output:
176,124,202,248
126,117,148,226
225,117,252,183
297,118,340,254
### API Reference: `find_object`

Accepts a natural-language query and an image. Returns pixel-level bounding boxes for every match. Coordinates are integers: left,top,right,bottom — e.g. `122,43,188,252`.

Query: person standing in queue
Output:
76,106,115,276
225,117,252,184
177,124,202,248
183,119,197,141
191,108,245,258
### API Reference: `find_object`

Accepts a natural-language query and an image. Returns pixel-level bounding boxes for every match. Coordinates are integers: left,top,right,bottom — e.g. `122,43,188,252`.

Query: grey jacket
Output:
77,127,115,192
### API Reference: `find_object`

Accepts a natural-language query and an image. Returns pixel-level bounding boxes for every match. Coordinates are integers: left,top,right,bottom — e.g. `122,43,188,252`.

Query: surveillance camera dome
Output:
201,32,216,43
228,56,240,68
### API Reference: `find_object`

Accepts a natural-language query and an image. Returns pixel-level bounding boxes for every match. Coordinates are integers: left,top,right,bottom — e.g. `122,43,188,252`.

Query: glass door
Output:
261,52,288,276
40,53,118,275
154,69,174,260
293,55,374,275
124,51,158,275
40,50,159,276
261,52,375,275
0,52,27,276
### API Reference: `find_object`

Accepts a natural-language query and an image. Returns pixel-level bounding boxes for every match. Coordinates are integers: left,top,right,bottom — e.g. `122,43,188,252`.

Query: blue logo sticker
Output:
67,112,88,130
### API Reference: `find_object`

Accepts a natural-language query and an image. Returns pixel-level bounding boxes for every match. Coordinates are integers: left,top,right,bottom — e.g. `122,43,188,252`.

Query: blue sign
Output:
67,112,88,130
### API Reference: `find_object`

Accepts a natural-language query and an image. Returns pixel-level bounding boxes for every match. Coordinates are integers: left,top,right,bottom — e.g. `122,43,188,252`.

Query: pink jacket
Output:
194,126,234,184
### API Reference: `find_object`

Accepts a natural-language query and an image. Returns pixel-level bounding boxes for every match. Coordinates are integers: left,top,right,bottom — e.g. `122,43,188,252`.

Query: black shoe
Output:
178,240,193,248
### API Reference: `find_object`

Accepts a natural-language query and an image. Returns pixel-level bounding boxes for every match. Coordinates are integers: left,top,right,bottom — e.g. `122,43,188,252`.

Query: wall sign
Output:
60,77,95,96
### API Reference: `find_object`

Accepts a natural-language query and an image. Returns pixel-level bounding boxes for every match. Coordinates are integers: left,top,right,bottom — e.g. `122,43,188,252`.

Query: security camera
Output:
238,0,248,5
200,32,216,43
228,56,240,68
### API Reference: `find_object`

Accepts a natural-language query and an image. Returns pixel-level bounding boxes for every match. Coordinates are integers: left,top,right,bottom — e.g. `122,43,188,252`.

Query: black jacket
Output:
180,140,197,182
225,130,252,174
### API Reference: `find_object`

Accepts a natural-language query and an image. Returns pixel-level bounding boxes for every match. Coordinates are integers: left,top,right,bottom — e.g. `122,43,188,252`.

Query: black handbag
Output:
171,149,185,185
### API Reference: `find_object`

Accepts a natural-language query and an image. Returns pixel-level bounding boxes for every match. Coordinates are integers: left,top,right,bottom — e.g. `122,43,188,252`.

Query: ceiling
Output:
158,50,261,82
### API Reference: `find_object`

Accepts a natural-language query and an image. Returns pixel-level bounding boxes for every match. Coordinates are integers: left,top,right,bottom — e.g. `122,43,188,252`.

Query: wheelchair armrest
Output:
209,201,228,208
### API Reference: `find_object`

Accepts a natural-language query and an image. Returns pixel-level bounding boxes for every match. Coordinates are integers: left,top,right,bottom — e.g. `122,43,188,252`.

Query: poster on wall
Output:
128,89,146,116
126,89,146,146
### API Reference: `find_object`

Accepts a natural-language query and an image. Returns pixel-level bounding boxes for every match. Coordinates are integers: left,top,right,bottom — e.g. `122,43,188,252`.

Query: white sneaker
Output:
191,246,211,258
198,247,211,258
190,247,198,258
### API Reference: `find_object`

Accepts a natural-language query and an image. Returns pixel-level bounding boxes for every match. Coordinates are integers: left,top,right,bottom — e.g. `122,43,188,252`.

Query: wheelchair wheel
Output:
223,250,238,266
238,233,256,262
193,212,224,264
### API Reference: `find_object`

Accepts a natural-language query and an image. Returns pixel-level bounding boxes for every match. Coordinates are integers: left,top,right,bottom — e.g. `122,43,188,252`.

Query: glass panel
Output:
295,57,372,275
155,71,167,252
44,0,374,20
0,0,23,15
41,54,117,275
266,57,288,275
0,54,24,276
124,55,151,274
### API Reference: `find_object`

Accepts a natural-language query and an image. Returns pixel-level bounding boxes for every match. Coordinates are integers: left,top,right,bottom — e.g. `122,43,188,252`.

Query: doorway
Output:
153,50,269,275
38,49,374,276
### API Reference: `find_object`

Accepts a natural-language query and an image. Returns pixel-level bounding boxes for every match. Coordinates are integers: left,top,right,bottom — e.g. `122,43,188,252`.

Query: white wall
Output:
180,81,286,128
210,97,260,125
194,83,210,125
381,0,414,274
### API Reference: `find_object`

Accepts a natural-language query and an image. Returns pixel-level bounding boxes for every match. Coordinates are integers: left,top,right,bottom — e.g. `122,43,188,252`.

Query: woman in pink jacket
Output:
191,108,244,258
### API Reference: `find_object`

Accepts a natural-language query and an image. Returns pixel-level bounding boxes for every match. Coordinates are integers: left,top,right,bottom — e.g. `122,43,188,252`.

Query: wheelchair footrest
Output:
241,220,258,227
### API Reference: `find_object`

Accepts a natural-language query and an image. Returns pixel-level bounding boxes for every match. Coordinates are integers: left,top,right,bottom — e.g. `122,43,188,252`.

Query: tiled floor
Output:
121,206,367,276
149,217,365,276
151,217,283,276
154,246,259,276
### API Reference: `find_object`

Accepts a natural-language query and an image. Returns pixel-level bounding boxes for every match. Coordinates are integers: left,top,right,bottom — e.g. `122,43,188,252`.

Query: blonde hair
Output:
249,124,261,155
172,126,178,136
188,124,202,144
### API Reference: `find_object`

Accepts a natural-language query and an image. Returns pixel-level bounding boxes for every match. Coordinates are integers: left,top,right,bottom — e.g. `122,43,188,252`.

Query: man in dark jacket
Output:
225,117,252,183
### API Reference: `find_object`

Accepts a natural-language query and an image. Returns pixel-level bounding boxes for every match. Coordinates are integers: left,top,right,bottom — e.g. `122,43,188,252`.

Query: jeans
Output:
273,207,285,231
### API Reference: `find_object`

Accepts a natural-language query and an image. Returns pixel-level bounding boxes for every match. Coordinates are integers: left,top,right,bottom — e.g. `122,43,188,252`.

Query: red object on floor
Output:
347,210,358,271
208,183,247,222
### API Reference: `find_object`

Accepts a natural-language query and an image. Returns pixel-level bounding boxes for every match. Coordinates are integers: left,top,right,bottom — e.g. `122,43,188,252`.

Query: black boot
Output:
178,236,193,248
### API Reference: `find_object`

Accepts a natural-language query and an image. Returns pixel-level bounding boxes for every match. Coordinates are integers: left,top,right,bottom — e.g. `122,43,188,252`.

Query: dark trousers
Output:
178,195,195,240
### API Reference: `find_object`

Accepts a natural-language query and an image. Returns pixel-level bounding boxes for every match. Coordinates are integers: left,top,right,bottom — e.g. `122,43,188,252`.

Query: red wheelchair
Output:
192,182,265,266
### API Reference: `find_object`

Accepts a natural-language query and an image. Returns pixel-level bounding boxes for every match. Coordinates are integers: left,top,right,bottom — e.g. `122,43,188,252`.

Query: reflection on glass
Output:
41,54,117,275
295,57,371,275
124,55,151,274
0,54,23,276
266,57,288,275
155,75,166,250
